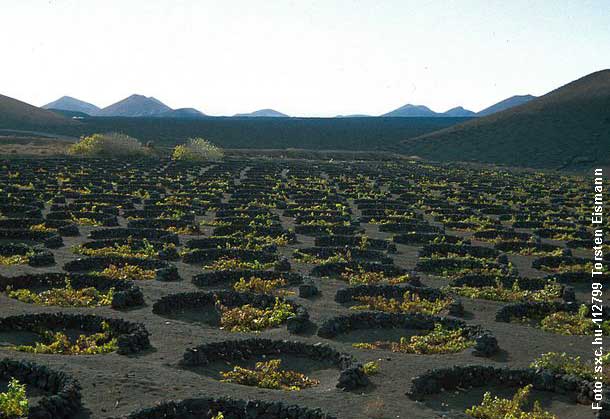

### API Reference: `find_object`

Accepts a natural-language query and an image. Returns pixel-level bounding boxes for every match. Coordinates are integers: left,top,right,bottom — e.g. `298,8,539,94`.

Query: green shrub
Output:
293,249,349,264
352,290,452,315
6,280,114,307
73,239,165,259
70,214,103,226
0,254,31,265
0,378,28,418
218,298,295,332
538,262,594,273
68,133,149,157
11,322,118,355
220,359,319,391
539,305,610,335
232,277,293,296
29,223,57,233
340,268,412,285
95,264,156,281
354,323,473,354
529,352,595,381
172,138,223,161
204,257,277,271
444,281,561,303
363,361,380,375
466,385,556,418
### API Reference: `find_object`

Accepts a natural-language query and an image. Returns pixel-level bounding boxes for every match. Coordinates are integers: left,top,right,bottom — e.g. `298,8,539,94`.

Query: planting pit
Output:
0,272,144,309
407,365,605,419
0,228,64,248
418,243,500,260
192,269,303,291
294,246,393,264
420,383,591,419
415,257,512,278
63,256,180,281
127,218,201,234
121,397,336,419
180,338,369,391
315,234,397,252
0,358,82,419
184,236,278,253
183,248,281,266
444,274,570,303
310,261,404,279
473,229,533,242
47,210,119,227
393,233,469,246
74,238,179,260
152,290,309,333
494,240,563,256
335,284,463,317
318,312,498,356
496,301,610,335
87,227,180,244
0,313,150,355
378,222,442,234
0,217,79,237
532,255,591,273
0,243,55,266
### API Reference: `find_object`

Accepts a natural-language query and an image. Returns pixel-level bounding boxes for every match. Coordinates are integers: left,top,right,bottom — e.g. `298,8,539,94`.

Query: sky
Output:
2,0,609,117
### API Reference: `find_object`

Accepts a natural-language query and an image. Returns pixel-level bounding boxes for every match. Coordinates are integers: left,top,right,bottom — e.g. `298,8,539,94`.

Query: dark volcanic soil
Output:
0,160,600,419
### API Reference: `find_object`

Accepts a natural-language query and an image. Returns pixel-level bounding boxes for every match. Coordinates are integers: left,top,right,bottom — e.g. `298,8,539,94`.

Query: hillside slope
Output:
477,95,536,116
402,70,610,170
0,94,76,128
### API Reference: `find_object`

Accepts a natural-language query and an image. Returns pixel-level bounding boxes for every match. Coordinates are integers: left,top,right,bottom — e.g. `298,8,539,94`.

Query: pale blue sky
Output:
2,0,609,116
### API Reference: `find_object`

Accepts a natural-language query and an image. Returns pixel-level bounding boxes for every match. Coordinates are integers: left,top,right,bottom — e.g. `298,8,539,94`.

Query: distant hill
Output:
477,95,536,116
156,108,206,119
382,104,437,117
0,94,76,128
443,106,476,117
335,114,372,118
95,94,172,117
402,70,610,170
42,96,100,115
383,104,476,117
234,109,289,117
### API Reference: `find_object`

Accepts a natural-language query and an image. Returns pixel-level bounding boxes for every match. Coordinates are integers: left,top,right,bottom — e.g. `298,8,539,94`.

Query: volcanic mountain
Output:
382,104,438,117
42,96,100,115
443,106,476,117
95,94,172,117
402,69,610,170
383,104,477,117
0,94,76,127
234,109,289,117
